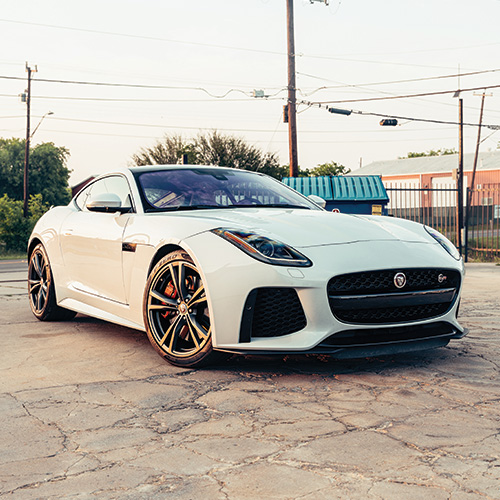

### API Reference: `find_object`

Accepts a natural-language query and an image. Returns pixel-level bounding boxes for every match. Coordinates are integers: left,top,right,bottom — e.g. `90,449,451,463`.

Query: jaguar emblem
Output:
394,272,407,289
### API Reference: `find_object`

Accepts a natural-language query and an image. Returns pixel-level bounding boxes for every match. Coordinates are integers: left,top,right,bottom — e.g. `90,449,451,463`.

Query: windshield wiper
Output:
146,203,312,212
146,205,230,213
249,204,311,209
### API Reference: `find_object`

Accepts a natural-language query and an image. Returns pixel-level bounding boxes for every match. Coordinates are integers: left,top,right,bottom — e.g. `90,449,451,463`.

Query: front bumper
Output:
183,233,466,355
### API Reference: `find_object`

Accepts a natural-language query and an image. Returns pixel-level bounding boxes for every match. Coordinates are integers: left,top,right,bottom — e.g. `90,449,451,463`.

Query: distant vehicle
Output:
28,165,467,367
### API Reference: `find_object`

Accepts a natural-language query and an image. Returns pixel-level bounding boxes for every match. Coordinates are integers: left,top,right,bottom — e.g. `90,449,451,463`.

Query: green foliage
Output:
0,194,49,252
132,134,196,166
0,138,25,200
401,148,457,159
131,131,286,179
0,138,72,206
298,161,351,177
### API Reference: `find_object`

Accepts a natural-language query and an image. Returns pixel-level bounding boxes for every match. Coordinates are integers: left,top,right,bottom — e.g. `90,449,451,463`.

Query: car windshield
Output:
135,168,321,212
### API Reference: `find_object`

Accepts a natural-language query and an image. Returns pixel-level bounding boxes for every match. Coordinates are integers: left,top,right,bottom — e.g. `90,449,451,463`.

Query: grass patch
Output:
0,250,27,261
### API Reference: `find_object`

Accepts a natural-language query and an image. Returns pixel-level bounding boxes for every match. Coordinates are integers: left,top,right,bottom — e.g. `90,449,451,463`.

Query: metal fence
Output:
465,185,500,260
386,184,500,261
385,186,458,242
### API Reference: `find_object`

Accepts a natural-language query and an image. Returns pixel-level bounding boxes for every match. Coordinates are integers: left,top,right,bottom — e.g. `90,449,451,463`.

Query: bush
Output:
0,194,49,253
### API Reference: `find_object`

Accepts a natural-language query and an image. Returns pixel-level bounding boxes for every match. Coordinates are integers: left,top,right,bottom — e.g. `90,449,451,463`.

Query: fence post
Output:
464,187,470,263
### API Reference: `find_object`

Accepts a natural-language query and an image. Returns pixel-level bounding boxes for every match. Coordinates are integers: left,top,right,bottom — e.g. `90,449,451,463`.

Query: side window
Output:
103,176,133,209
74,183,94,210
74,176,133,212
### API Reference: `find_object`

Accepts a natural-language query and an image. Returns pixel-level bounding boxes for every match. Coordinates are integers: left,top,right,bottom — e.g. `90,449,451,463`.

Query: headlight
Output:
212,228,312,267
424,225,461,260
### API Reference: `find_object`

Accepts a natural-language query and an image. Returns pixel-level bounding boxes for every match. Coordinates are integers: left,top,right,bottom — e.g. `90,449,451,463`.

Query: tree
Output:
193,131,286,179
401,148,457,159
0,138,72,206
299,161,351,177
131,134,195,166
0,194,49,252
131,131,287,179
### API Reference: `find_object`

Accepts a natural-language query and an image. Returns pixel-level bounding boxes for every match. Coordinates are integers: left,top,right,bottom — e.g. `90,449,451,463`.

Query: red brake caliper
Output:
161,281,177,319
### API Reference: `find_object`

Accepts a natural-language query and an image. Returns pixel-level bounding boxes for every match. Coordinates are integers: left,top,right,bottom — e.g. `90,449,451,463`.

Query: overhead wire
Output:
0,18,491,70
36,128,460,144
298,100,500,130
0,18,285,57
306,83,500,105
40,115,462,135
297,68,500,94
0,74,287,100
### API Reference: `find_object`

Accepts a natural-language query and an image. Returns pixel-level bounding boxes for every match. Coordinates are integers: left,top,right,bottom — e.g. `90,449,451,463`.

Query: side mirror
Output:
87,193,126,213
307,194,327,209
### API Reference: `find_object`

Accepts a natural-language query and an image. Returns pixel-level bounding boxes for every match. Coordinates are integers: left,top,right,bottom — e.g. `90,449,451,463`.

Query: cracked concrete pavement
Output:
0,262,499,499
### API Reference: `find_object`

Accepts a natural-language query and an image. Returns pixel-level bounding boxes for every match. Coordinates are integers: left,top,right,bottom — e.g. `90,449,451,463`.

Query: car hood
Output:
146,208,432,248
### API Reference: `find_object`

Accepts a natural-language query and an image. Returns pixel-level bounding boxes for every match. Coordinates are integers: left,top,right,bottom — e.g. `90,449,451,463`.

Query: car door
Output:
60,175,134,304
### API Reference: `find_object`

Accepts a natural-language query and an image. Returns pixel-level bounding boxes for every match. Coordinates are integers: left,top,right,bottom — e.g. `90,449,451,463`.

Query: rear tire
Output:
28,243,77,321
143,250,227,367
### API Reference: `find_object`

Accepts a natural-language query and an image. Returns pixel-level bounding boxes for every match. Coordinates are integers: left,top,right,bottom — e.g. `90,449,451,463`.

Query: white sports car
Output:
28,165,467,367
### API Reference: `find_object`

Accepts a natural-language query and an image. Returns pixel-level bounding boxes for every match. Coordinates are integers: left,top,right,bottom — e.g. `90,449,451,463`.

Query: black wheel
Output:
143,250,225,367
28,243,77,321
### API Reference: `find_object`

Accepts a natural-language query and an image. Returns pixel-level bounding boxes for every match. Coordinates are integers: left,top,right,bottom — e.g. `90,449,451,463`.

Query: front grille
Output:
328,268,461,325
328,268,460,295
240,288,307,341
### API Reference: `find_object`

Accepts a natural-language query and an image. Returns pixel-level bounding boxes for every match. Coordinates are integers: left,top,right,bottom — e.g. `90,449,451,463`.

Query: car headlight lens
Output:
212,229,312,267
424,225,461,260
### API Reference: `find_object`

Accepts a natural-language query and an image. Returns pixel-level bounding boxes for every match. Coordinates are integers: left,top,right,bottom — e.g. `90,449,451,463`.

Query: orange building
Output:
351,150,500,210
353,150,500,188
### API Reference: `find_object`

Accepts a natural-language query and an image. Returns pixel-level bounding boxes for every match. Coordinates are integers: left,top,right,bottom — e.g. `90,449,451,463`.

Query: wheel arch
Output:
28,237,43,258
147,243,185,276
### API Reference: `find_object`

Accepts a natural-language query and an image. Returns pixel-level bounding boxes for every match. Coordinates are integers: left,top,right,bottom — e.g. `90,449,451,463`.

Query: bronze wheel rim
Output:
29,249,50,314
147,260,211,358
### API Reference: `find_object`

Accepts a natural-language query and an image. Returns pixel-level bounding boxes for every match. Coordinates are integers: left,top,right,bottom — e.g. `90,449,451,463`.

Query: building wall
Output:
381,169,500,209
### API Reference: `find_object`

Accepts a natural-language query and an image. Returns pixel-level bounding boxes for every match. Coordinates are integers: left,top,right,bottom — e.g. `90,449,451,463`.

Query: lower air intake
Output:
240,288,307,341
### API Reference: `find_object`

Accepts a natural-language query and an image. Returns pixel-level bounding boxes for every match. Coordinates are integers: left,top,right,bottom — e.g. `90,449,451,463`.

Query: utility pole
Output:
469,92,491,200
286,0,298,177
285,0,327,177
23,62,37,217
456,97,464,255
464,92,491,262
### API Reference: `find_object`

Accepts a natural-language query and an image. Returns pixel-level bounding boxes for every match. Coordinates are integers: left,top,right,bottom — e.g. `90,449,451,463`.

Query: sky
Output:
2,0,500,185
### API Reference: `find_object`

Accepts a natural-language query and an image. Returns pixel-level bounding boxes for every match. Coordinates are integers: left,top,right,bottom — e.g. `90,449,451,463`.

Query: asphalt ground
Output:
0,262,499,499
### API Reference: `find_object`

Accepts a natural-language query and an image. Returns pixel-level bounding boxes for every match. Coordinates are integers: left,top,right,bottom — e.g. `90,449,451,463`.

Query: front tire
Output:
143,250,225,368
28,243,77,321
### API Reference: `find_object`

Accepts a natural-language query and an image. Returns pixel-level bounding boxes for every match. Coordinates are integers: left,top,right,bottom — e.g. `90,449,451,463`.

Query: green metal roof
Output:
332,175,389,202
282,175,388,202
283,176,334,200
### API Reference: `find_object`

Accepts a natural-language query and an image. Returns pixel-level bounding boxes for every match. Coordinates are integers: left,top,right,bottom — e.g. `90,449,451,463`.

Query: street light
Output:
30,111,54,139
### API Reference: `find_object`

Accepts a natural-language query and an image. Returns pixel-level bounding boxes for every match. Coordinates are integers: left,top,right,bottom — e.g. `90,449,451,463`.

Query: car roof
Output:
128,165,260,175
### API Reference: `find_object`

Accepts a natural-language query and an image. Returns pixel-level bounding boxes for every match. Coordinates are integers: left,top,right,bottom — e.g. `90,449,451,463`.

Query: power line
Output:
37,128,461,144
2,73,499,106
0,75,251,97
297,68,500,91
301,100,500,130
0,18,285,57
31,95,282,103
0,18,482,71
2,70,500,105
44,115,465,134
0,74,286,99
308,83,500,105
50,116,291,133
